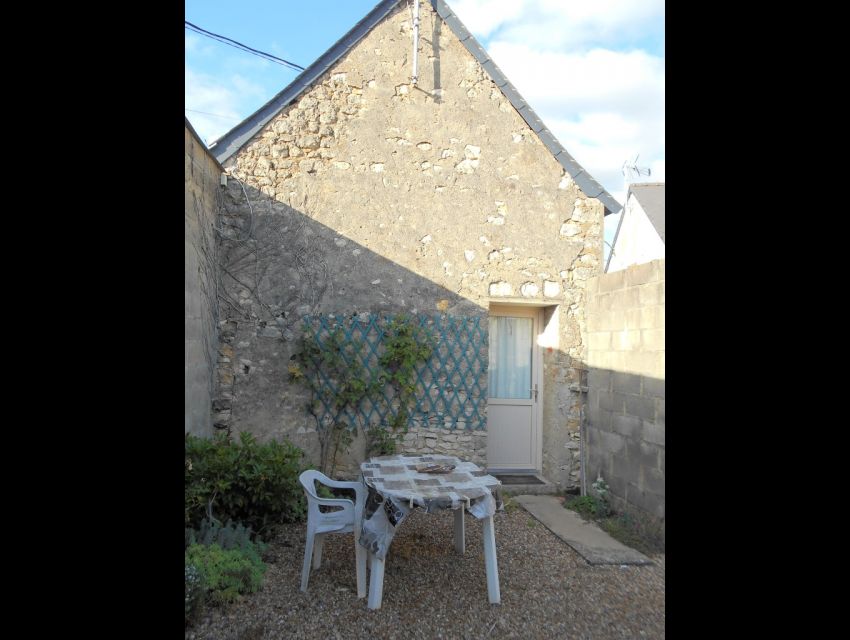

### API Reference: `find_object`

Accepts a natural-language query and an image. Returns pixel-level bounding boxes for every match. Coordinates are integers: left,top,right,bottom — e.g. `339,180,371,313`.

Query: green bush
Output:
185,543,266,606
365,425,401,457
565,494,611,519
185,562,205,626
186,518,268,557
185,431,306,535
599,511,665,556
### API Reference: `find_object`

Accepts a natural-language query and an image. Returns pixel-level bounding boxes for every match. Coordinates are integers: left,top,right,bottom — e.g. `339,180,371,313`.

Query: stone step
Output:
500,483,561,496
495,475,561,496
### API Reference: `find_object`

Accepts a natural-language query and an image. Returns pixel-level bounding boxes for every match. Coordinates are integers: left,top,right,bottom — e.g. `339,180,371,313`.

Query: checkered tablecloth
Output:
358,455,503,559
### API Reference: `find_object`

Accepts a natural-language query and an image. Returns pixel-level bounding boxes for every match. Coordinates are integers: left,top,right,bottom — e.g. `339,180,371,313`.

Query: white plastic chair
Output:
298,469,367,598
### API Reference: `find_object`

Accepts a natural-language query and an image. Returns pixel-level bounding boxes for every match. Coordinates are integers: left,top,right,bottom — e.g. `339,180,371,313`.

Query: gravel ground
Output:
187,505,665,639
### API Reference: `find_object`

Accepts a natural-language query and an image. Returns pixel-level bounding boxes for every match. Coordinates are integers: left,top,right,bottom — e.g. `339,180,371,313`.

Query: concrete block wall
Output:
185,122,223,437
584,259,664,533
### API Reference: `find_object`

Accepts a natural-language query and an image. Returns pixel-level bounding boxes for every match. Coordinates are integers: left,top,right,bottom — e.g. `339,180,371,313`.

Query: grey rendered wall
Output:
185,123,223,437
584,260,664,531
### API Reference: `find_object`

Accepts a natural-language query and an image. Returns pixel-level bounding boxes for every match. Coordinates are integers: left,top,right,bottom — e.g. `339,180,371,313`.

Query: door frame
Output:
487,303,545,473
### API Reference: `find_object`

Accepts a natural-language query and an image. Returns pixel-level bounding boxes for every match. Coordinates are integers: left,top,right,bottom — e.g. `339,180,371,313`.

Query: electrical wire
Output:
185,20,305,72
185,108,239,120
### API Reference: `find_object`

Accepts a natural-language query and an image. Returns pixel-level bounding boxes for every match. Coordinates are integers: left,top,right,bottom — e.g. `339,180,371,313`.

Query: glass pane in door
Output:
488,316,533,399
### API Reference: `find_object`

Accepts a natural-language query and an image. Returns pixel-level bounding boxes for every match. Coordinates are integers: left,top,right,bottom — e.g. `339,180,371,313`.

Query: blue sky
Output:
185,0,665,257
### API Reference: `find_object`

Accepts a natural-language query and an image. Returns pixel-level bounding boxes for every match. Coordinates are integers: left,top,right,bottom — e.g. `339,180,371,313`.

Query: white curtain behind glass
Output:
488,316,532,399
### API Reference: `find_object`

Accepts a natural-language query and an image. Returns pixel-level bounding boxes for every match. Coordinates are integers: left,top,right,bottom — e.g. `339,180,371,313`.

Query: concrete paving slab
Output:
513,494,653,565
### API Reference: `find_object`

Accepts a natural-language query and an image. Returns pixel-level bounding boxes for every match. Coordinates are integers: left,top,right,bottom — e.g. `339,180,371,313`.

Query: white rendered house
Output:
605,183,665,272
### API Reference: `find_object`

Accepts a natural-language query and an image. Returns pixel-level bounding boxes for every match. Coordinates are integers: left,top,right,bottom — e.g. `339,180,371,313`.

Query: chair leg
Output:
312,533,325,570
300,531,315,592
355,531,367,598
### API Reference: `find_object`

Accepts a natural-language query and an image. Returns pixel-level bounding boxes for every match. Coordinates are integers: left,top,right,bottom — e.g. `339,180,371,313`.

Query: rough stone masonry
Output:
212,2,605,486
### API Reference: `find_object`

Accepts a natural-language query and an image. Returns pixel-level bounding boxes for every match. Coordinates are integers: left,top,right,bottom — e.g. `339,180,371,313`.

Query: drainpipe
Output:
411,0,420,86
580,387,588,497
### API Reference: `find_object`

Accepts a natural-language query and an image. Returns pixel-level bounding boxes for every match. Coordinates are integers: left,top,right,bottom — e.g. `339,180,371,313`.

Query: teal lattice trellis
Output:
301,313,488,430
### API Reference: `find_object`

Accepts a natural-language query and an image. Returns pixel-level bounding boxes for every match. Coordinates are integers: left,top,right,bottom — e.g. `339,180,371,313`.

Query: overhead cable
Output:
185,20,305,72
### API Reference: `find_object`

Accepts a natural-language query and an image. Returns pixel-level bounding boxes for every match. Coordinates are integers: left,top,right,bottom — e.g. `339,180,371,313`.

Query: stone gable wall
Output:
215,3,604,485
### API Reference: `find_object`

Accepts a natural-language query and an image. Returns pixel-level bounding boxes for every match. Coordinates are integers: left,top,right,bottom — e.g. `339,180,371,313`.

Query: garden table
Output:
358,454,503,610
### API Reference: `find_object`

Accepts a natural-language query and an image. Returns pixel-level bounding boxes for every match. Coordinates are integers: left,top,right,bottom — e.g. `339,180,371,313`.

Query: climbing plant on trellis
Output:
299,313,488,432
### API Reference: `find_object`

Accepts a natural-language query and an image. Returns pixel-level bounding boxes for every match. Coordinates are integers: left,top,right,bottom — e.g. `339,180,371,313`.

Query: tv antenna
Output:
622,154,651,183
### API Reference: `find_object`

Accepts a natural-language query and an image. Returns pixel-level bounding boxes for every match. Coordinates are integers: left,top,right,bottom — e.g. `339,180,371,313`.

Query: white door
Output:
486,305,541,471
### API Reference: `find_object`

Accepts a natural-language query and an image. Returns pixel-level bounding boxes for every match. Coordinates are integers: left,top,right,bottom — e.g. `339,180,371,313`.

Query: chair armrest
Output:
320,479,368,514
320,478,363,490
311,496,354,509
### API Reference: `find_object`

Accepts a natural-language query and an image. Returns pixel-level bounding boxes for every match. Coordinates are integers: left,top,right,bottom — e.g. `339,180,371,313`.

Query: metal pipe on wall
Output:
411,0,420,85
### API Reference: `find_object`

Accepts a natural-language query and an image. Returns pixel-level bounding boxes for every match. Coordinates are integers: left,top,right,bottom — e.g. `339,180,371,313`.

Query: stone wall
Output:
185,122,223,437
584,260,665,533
215,2,604,486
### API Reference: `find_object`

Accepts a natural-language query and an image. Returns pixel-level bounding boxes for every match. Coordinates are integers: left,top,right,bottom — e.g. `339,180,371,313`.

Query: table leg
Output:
454,507,465,554
367,552,385,610
482,515,501,604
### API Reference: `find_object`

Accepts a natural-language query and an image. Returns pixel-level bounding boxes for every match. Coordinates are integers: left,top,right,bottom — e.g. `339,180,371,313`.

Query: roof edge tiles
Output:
207,0,621,214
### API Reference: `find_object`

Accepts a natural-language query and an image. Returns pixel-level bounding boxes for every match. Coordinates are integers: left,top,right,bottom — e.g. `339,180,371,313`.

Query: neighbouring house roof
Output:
629,183,665,243
207,0,621,215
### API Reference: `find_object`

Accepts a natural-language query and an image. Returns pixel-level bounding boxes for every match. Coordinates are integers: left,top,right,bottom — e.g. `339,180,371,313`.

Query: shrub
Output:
599,510,665,556
290,314,434,475
185,543,266,605
365,425,401,457
591,474,610,506
565,474,612,519
186,518,268,558
185,431,306,535
502,495,520,513
565,494,611,519
185,562,205,626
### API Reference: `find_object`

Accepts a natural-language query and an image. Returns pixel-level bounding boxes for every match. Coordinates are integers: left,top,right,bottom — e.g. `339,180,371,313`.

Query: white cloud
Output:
184,32,200,53
489,45,664,113
452,0,664,49
490,44,664,205
185,66,253,145
450,0,665,211
445,0,528,38
185,32,297,145
185,32,215,56
648,159,665,182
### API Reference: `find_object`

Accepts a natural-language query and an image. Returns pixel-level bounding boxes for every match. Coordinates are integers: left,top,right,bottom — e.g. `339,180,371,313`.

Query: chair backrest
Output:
299,469,329,500
299,469,357,532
